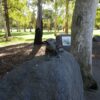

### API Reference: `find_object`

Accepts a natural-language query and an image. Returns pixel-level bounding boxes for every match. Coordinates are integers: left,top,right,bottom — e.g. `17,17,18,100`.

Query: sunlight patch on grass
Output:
93,30,100,36
43,34,55,39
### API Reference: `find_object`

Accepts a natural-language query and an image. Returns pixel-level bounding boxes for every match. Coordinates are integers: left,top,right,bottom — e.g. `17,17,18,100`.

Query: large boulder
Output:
0,50,84,100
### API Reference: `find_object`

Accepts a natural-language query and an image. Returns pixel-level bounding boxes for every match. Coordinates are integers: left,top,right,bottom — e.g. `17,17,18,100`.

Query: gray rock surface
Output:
0,51,84,100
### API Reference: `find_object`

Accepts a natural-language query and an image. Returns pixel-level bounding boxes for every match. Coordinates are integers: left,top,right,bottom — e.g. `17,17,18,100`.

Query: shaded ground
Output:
0,42,100,100
0,43,33,77
85,42,100,100
0,43,47,78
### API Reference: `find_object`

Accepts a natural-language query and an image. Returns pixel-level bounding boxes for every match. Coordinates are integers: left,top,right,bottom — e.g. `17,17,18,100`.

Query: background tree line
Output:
0,0,99,38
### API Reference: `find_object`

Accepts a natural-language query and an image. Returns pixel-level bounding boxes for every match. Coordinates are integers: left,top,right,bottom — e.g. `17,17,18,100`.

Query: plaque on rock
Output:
56,35,71,51
62,36,71,46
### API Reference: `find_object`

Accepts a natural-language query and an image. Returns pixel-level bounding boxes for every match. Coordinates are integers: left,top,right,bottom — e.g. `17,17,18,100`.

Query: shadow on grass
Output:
0,34,4,37
0,43,33,76
0,43,32,53
0,32,5,37
0,43,47,78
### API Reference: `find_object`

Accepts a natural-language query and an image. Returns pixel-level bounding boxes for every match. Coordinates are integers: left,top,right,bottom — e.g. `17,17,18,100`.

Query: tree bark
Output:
65,0,69,34
24,26,26,32
30,27,32,32
0,0,8,41
16,23,21,32
54,16,57,36
71,0,99,90
2,0,11,36
29,24,32,32
34,0,43,45
47,19,50,32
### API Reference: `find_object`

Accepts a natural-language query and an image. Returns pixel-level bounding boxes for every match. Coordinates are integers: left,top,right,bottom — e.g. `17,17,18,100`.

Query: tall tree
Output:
34,0,43,45
54,0,58,35
64,0,69,34
2,0,11,36
8,0,30,32
71,0,99,90
0,0,8,41
95,4,100,29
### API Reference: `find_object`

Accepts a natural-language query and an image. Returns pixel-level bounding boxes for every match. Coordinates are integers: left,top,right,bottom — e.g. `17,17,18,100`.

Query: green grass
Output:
0,31,55,47
93,30,100,36
0,29,100,47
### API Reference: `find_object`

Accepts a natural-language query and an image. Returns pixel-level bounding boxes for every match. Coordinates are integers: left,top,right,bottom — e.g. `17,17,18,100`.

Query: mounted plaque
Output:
62,36,71,46
56,35,71,51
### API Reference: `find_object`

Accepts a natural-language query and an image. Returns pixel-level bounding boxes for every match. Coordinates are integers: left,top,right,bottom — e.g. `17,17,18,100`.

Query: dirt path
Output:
0,43,33,77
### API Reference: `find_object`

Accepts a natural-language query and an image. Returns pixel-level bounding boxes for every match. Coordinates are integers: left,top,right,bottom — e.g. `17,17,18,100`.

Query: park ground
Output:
85,42,100,100
0,29,100,47
0,29,100,100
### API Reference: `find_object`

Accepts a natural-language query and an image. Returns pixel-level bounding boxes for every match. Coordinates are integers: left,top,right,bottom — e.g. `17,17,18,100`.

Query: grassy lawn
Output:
0,31,55,47
93,29,100,36
0,29,100,47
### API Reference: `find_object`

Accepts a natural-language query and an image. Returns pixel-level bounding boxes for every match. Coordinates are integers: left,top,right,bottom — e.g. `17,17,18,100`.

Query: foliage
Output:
8,0,32,29
95,7,100,29
0,0,99,32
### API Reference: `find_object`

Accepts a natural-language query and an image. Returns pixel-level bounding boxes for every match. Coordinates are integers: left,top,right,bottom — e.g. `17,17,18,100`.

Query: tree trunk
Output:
65,0,69,34
17,26,19,32
71,0,99,90
0,0,8,41
30,27,32,32
54,16,57,36
4,16,8,41
16,23,20,32
47,19,50,32
30,25,32,32
34,0,43,45
10,27,12,32
2,0,11,36
24,26,26,32
54,1,58,36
